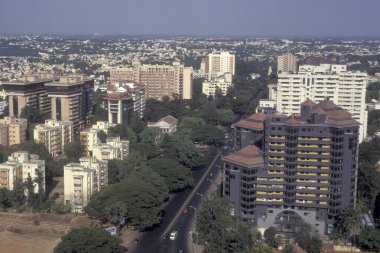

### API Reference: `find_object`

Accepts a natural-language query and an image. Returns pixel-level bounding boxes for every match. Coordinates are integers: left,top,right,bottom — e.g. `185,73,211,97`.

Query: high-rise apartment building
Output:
105,82,146,124
109,60,193,100
0,151,45,195
225,100,359,234
64,157,108,213
45,75,94,132
79,121,115,157
275,64,367,141
3,72,57,117
0,116,27,147
34,120,74,157
92,137,129,161
277,53,298,74
207,51,235,78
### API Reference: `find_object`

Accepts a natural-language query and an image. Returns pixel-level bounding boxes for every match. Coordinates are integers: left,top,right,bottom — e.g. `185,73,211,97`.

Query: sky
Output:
0,0,379,37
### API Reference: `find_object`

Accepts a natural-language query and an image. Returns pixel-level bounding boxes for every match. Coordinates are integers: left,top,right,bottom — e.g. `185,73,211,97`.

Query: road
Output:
129,134,234,253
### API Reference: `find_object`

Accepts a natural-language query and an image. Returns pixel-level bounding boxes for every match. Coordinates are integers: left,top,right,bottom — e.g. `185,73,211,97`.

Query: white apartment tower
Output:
64,157,108,213
276,64,368,141
277,53,298,74
207,51,235,79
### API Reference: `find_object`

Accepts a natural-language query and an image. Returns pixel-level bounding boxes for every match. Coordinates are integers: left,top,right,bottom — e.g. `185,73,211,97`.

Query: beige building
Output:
80,121,115,157
0,151,45,195
277,53,298,74
0,116,27,147
64,157,108,213
106,82,146,124
45,75,94,133
206,51,235,79
109,60,193,100
3,72,57,117
202,73,233,96
92,136,129,161
34,120,74,157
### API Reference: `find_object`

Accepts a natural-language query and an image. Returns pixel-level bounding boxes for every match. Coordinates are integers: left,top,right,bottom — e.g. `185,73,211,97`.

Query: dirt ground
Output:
0,212,97,253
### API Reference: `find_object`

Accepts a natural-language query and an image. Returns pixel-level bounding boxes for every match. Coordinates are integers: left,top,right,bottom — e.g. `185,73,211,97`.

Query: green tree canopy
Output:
64,141,82,161
108,123,137,144
138,127,157,144
217,109,235,125
147,158,194,192
358,228,380,251
54,227,123,253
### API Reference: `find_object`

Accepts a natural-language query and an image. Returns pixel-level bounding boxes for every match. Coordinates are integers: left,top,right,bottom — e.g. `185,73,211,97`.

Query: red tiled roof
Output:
234,113,267,131
223,145,264,167
301,98,316,106
311,107,326,114
247,112,267,121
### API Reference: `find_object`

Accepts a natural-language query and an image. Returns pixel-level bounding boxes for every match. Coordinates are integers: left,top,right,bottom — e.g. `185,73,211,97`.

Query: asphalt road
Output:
128,146,220,253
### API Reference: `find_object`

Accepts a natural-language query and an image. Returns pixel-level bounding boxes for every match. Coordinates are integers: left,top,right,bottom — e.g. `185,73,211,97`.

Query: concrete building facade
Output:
105,82,145,124
0,116,27,147
277,53,298,74
92,137,129,161
225,100,359,235
64,157,108,213
207,51,235,78
0,151,45,195
2,72,57,117
45,75,94,133
109,60,193,100
79,121,115,157
202,73,233,96
271,64,367,142
34,120,74,157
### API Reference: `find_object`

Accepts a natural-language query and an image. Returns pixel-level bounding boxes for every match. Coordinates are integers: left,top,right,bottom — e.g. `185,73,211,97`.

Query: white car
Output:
170,230,178,240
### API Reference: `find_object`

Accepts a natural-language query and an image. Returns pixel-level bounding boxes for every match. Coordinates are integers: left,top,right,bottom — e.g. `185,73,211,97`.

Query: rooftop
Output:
223,145,264,167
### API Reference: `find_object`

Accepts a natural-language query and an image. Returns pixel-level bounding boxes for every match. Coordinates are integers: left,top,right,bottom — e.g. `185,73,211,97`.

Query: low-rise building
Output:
64,157,108,213
92,137,129,161
233,113,266,150
0,151,45,195
80,121,115,157
34,119,74,157
0,116,27,147
202,73,233,96
147,115,178,136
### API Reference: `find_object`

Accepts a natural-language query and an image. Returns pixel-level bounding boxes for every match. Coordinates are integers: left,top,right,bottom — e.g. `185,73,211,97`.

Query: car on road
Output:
162,234,168,239
170,230,178,240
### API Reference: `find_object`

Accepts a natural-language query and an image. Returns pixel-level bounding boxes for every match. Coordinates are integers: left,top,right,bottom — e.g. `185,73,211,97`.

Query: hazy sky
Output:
0,0,379,37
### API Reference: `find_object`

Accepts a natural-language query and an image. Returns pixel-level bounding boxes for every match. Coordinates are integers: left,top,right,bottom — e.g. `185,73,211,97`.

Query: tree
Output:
251,245,274,253
108,124,137,144
105,202,128,228
217,109,235,125
85,167,168,231
138,128,157,144
284,244,296,253
147,158,194,192
64,141,82,161
0,188,12,210
336,205,363,244
264,227,279,247
54,227,123,253
196,195,253,253
133,143,159,159
20,106,47,124
358,228,380,251
97,130,107,143
295,223,322,253
190,125,224,145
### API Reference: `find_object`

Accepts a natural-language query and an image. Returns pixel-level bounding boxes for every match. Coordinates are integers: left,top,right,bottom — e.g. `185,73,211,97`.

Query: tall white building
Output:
64,157,108,213
277,53,298,74
80,121,115,157
92,137,129,161
275,64,368,141
0,151,45,195
207,51,235,79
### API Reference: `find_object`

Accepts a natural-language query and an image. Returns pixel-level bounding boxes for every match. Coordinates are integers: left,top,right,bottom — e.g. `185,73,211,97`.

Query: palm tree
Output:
339,205,363,246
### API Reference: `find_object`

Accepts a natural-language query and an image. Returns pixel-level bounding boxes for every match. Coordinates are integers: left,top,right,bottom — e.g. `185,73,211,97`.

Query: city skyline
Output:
1,0,380,37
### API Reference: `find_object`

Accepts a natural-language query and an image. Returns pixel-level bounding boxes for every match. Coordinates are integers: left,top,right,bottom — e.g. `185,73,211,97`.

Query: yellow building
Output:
64,157,108,213
0,116,27,147
34,119,74,157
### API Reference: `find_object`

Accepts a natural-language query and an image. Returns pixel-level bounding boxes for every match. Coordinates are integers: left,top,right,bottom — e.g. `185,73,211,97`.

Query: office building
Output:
105,82,145,124
202,73,233,96
92,137,129,161
0,151,45,195
277,53,298,74
64,157,108,213
45,75,94,132
224,100,360,234
34,120,74,157
2,72,57,117
206,51,235,78
109,60,193,100
262,64,367,142
0,116,27,147
234,113,266,150
80,121,115,157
